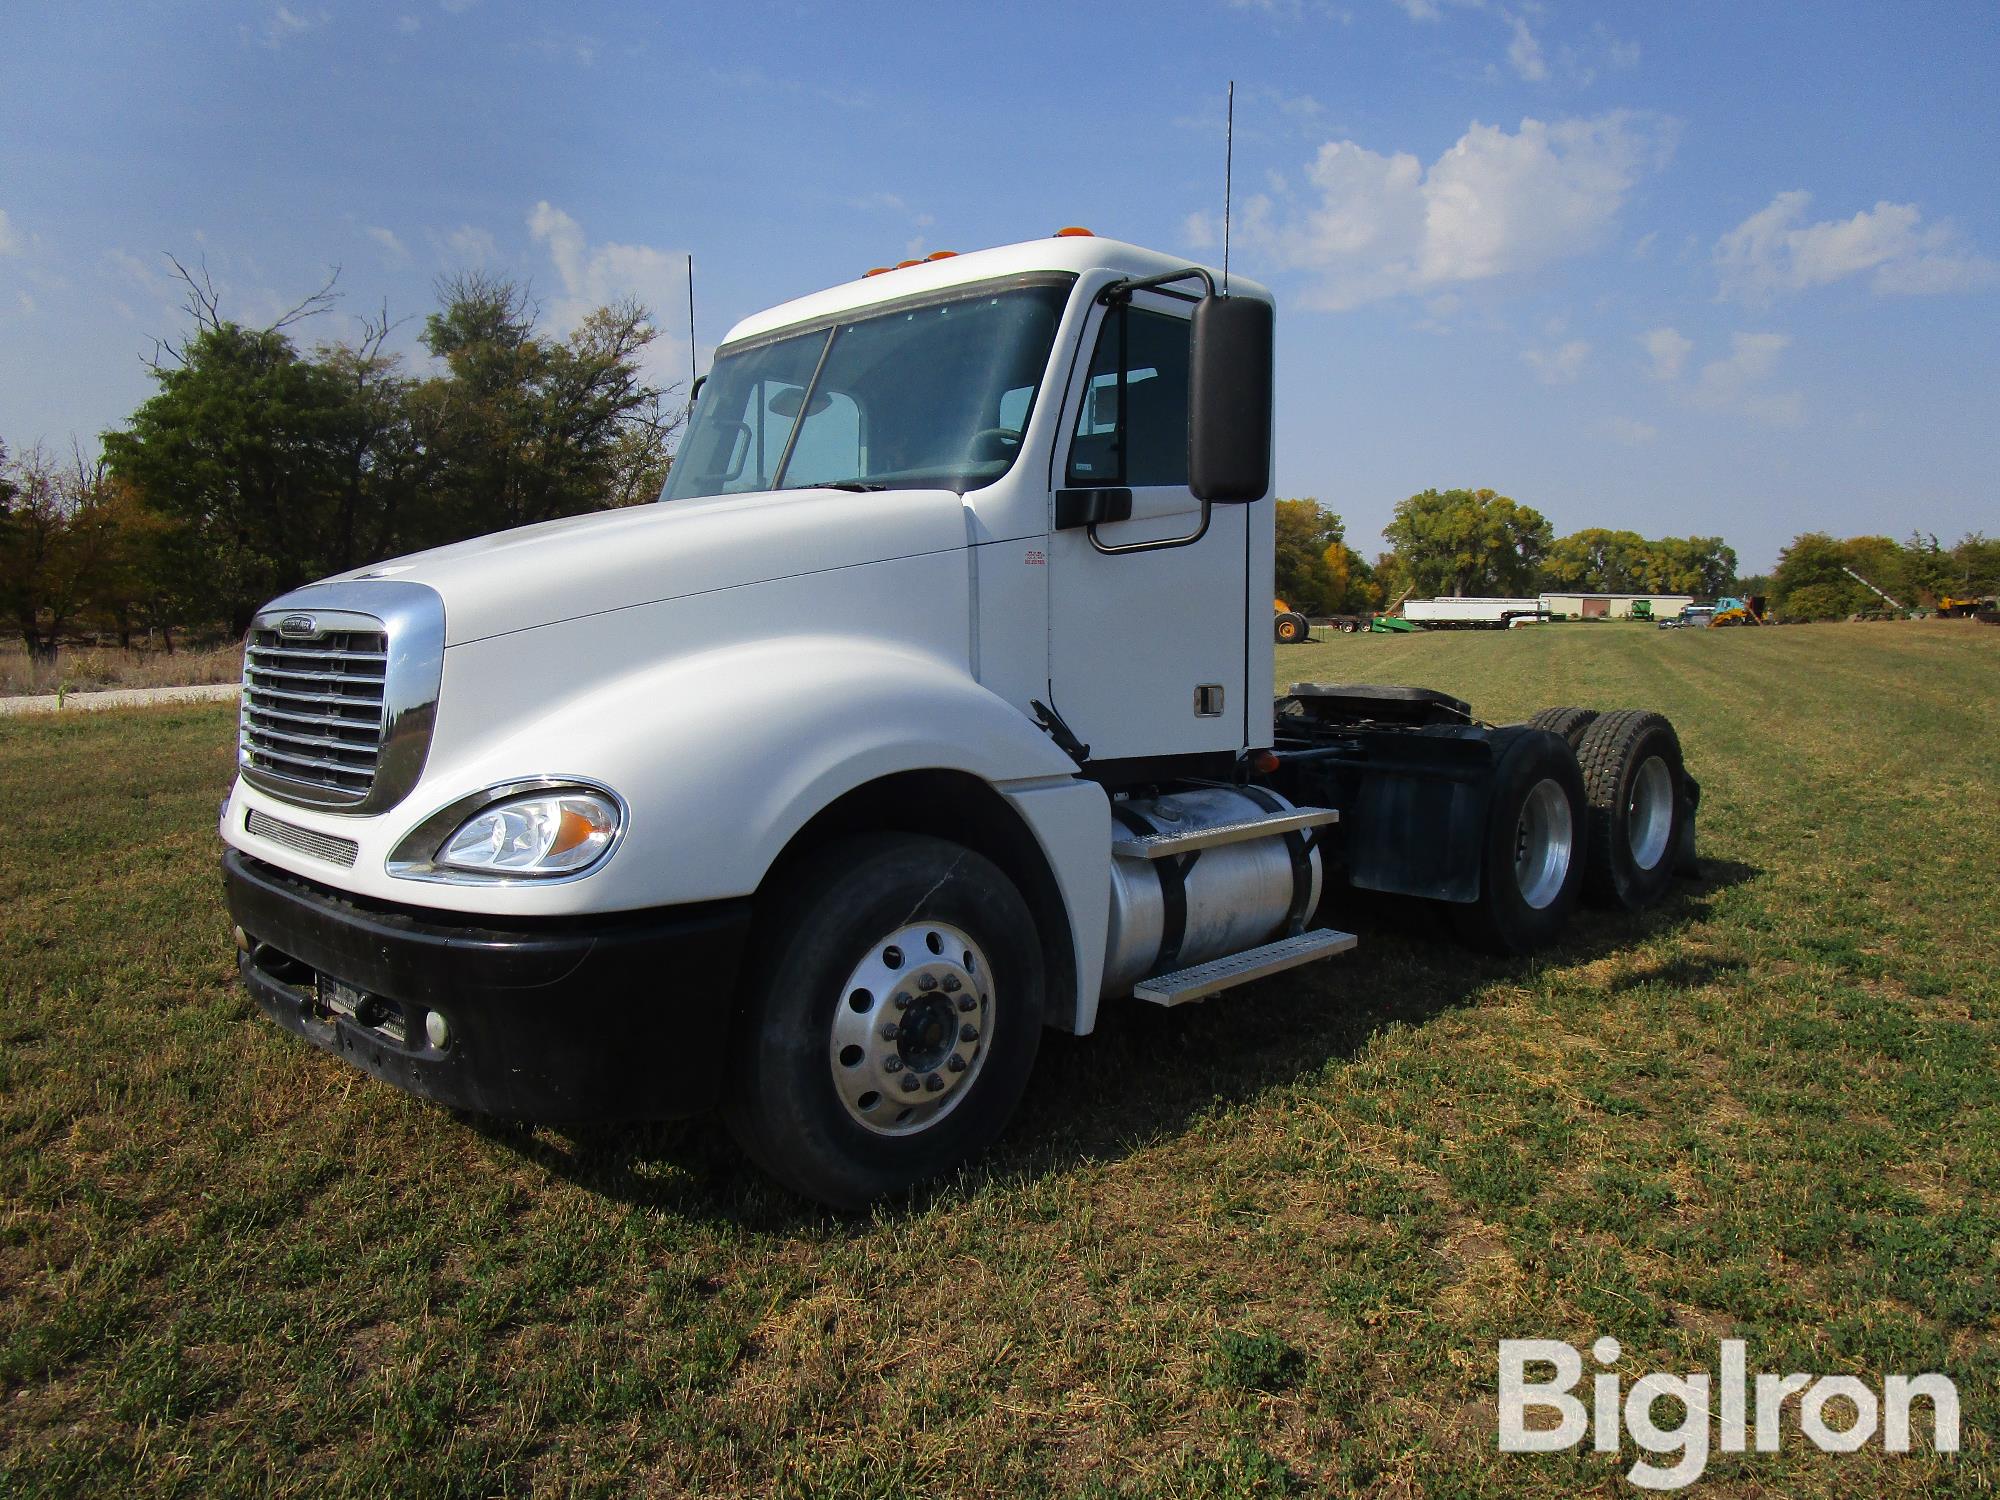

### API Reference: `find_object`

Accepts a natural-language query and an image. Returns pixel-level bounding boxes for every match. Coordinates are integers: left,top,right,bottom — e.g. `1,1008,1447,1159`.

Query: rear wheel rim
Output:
1513,777,1574,910
1627,755,1674,870
828,921,992,1137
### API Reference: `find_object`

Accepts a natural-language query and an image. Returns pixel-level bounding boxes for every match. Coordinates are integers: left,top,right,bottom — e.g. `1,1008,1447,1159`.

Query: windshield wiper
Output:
814,480,887,493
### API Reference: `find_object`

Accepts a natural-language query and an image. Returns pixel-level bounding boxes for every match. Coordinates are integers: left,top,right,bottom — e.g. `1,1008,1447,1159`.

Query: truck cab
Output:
222,233,1696,1207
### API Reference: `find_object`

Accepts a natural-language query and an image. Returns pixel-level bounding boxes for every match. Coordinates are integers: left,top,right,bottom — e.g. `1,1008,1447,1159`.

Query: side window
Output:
1066,304,1191,488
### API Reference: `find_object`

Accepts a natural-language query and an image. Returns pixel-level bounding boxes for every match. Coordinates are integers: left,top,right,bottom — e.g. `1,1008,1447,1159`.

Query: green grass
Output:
3,620,1997,1496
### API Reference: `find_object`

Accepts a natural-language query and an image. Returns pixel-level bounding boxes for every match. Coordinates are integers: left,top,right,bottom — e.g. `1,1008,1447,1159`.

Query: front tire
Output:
1451,729,1587,955
724,834,1044,1209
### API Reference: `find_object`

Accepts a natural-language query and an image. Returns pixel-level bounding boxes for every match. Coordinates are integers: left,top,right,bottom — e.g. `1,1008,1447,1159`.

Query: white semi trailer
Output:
221,233,1699,1207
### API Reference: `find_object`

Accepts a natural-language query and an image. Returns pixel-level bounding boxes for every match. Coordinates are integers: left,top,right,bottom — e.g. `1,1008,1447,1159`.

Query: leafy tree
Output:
412,275,679,541
1273,498,1343,613
1383,487,1551,598
0,446,129,660
1769,532,1911,619
1321,538,1380,612
103,292,362,633
1542,529,1736,597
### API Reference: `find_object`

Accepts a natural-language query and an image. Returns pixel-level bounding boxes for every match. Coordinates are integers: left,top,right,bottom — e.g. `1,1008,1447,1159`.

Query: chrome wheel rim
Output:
1628,755,1673,871
828,921,992,1136
1513,777,1574,910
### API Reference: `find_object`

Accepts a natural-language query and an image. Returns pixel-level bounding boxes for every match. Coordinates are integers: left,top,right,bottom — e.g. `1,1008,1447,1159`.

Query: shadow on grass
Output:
475,857,1763,1232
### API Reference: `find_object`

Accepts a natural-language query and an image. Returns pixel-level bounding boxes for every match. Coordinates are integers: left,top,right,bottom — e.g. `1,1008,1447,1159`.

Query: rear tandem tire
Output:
724,833,1045,1210
1526,705,1599,750
1575,709,1687,910
1450,729,1587,955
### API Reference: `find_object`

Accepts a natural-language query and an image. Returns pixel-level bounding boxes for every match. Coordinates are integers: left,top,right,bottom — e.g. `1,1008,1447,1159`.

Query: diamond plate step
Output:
1111,805,1339,861
1131,928,1358,1006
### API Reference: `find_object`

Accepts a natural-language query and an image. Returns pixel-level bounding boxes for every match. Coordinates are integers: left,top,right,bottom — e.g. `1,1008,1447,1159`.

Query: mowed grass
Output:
3,620,1997,1496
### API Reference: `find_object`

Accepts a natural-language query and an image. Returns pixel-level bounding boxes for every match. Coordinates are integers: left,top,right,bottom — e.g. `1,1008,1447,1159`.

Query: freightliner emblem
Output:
278,615,318,637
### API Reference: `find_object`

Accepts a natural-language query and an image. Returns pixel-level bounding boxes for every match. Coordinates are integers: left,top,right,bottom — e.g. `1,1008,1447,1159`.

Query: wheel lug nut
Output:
924,1073,944,1092
942,974,961,992
947,1055,967,1072
960,1023,978,1042
901,1074,920,1092
883,1057,903,1073
894,993,911,1009
956,995,975,1012
918,975,938,992
880,1023,900,1040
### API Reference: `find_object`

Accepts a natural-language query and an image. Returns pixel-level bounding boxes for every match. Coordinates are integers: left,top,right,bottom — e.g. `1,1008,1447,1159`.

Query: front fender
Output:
360,633,1082,916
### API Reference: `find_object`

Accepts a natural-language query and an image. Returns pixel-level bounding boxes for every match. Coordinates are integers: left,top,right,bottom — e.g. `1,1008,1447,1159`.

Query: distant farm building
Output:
1540,592,1695,620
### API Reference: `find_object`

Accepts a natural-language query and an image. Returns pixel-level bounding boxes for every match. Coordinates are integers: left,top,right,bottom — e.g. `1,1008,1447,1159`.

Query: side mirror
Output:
1187,293,1273,503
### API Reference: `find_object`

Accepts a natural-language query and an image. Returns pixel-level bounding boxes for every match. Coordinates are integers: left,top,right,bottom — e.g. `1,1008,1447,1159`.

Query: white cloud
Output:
1521,338,1589,383
1693,331,1803,425
366,226,408,260
262,6,319,47
396,14,421,32
1246,111,1672,309
1505,14,1547,81
104,248,168,296
442,224,498,266
1392,0,1442,18
0,209,19,255
1640,326,1691,380
526,202,689,384
1602,416,1659,445
1715,190,1997,302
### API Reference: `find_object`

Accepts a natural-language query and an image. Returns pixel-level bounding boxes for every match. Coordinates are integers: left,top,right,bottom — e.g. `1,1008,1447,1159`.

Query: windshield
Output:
662,278,1072,501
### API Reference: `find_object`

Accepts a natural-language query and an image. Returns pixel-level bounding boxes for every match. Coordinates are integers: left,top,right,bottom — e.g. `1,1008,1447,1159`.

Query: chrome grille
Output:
237,581,444,817
240,626,389,803
245,808,361,867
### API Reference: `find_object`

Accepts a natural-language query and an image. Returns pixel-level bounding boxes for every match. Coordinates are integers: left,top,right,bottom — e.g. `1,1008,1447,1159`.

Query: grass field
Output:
3,620,1997,1496
0,641,241,699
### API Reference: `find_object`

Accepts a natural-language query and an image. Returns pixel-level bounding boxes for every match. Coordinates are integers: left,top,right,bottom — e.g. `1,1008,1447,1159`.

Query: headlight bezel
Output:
387,776,628,885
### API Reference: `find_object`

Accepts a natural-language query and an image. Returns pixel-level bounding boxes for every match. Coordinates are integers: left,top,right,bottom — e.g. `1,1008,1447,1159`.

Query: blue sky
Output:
2,1,1995,571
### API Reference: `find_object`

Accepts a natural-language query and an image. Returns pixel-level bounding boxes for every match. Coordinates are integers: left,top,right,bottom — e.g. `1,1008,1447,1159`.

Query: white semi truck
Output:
221,233,1699,1207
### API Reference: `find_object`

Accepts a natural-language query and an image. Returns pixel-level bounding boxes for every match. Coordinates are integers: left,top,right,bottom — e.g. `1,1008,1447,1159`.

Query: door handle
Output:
1054,488,1212,555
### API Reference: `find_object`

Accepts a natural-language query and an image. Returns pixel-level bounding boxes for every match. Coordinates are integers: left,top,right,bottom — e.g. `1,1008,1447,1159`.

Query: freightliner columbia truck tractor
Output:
222,232,1700,1207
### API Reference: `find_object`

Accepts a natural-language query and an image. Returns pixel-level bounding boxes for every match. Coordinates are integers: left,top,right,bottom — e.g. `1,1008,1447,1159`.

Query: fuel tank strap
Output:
1112,804,1191,973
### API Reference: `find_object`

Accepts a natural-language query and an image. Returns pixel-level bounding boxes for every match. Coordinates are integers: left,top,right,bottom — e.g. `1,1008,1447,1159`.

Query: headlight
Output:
438,791,619,876
389,781,624,882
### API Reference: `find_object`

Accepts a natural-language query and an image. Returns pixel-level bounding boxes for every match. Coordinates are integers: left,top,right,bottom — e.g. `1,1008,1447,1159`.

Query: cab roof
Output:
719,235,1272,350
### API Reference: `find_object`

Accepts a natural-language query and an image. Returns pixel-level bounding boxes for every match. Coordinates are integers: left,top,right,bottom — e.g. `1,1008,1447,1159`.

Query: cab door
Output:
1045,290,1248,762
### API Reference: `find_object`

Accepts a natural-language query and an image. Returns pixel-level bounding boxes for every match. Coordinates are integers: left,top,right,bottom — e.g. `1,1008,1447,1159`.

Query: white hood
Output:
322,487,970,646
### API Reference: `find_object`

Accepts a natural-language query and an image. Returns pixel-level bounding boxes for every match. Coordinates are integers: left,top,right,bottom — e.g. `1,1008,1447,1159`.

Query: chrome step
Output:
1111,805,1339,860
1131,928,1358,1006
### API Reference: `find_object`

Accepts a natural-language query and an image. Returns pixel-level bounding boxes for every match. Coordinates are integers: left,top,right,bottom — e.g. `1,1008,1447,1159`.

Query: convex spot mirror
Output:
1188,293,1273,504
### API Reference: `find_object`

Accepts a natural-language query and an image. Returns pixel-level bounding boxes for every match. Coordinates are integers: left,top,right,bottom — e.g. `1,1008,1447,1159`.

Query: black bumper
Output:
223,849,752,1121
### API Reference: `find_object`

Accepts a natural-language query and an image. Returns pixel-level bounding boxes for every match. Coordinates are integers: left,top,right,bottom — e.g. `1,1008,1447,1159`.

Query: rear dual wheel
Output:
1452,728,1587,955
1575,709,1687,911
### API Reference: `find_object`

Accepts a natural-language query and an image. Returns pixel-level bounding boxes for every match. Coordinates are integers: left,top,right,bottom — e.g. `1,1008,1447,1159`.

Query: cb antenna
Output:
1222,79,1235,294
686,253,698,391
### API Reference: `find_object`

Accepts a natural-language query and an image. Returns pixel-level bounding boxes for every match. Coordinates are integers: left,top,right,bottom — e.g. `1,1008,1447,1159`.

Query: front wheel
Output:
724,834,1044,1209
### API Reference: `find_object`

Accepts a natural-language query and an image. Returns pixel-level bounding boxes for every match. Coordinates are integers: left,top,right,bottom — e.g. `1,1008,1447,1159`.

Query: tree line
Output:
0,262,678,658
1275,488,1994,621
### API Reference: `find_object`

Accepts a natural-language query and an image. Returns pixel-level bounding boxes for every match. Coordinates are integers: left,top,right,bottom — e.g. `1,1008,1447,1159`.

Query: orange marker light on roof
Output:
1054,226,1095,237
863,267,891,277
925,249,957,260
895,258,922,269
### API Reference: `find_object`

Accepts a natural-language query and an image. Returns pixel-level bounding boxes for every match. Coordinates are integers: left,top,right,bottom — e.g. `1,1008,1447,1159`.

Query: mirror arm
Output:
1098,266,1217,306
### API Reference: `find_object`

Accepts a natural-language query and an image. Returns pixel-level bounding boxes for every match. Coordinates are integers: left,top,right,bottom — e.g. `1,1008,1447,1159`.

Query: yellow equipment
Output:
1274,598,1310,644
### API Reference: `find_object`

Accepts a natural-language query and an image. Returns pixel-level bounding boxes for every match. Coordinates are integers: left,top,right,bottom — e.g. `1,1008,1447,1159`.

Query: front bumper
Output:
223,849,752,1121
